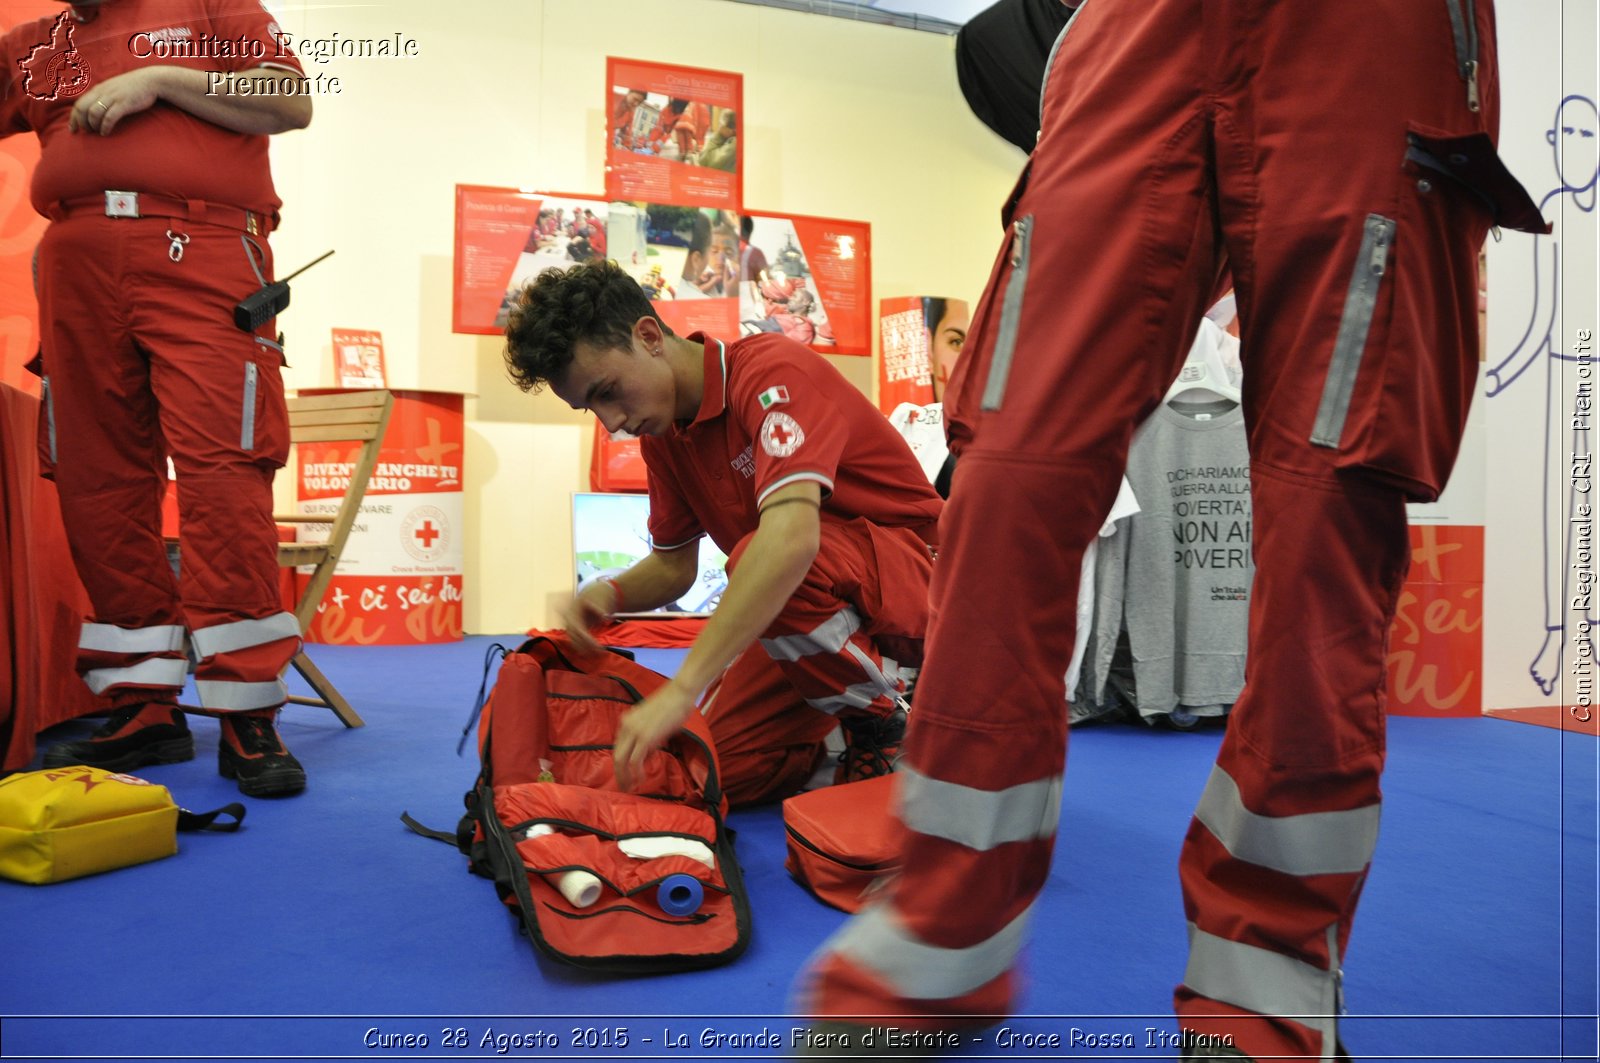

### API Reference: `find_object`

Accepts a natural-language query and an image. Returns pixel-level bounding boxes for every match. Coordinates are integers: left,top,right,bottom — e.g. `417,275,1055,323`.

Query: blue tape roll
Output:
656,873,703,917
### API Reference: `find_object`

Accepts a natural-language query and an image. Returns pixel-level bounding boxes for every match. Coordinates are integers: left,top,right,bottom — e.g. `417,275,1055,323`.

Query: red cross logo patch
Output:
759,412,805,458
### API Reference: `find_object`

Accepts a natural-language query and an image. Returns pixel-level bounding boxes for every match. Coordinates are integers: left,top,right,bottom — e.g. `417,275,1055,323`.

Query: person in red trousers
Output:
793,2,1547,1059
3,0,315,797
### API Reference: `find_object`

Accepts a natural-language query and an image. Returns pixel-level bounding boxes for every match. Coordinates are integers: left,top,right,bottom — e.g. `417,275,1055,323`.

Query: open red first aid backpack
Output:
407,634,750,973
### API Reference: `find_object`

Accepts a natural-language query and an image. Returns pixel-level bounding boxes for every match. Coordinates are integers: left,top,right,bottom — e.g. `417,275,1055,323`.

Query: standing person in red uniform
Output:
503,259,941,794
794,2,1547,1060
2,0,315,797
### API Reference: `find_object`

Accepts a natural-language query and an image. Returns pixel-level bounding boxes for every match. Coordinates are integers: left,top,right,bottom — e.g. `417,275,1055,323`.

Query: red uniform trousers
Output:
797,2,1541,1058
37,214,301,715
701,518,933,805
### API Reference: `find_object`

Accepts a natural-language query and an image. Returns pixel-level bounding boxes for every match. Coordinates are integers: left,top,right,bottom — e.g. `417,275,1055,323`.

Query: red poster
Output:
879,296,934,412
605,57,743,211
608,201,738,342
739,212,871,357
452,185,539,335
331,329,387,389
877,295,971,412
1385,524,1484,716
452,187,612,335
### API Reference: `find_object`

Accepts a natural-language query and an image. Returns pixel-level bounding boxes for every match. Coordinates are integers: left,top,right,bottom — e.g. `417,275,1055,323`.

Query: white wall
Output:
1482,0,1599,711
262,0,1022,634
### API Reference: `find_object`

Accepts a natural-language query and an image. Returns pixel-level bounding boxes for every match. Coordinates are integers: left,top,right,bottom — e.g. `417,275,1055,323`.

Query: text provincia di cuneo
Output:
126,29,422,95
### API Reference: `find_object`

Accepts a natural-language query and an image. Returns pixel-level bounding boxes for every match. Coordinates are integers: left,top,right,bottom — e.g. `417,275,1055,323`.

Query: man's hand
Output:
70,68,163,135
613,681,697,791
558,580,618,654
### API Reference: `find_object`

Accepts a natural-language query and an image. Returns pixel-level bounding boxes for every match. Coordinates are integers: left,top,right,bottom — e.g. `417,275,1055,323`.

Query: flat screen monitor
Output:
571,492,728,618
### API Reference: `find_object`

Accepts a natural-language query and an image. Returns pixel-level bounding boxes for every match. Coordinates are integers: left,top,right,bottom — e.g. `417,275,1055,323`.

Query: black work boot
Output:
836,703,908,783
218,710,306,797
42,702,193,771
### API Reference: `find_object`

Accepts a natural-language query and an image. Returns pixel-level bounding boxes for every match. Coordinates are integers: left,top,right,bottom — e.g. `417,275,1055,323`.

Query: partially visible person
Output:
794,1,1547,1059
738,215,768,306
699,109,737,172
693,220,739,296
921,296,969,401
648,97,709,161
3,0,316,797
503,260,941,798
610,87,645,149
674,211,714,299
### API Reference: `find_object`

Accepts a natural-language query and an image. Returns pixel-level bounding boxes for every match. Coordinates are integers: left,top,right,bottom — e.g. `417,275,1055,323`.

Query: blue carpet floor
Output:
1,635,1595,1062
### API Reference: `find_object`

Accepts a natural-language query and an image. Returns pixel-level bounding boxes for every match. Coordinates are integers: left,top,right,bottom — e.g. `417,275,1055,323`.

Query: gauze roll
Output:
617,836,715,869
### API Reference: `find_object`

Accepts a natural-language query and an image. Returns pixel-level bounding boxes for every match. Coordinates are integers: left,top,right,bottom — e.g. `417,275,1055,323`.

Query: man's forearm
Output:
160,66,312,134
668,524,815,702
606,548,699,614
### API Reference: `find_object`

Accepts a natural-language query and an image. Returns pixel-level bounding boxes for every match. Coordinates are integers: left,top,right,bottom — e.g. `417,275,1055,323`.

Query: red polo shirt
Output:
642,333,942,556
0,0,304,216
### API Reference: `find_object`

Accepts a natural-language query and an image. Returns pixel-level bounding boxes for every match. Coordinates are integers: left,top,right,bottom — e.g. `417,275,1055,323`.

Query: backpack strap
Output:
176,803,246,832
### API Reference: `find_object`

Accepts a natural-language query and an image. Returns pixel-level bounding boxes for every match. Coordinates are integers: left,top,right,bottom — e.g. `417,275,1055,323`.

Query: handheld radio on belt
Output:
233,249,335,331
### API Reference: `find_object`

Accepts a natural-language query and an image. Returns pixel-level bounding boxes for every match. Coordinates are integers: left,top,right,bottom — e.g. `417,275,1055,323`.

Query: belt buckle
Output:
104,191,140,218
245,212,260,236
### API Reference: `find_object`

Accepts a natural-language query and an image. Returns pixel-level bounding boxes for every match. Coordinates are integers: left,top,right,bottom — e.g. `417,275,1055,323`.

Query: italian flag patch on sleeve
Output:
758,385,790,409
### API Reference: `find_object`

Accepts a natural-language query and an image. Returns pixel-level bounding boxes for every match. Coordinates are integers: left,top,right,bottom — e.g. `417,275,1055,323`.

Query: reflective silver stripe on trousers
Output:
78,622,185,655
84,657,189,694
241,361,258,450
1184,923,1341,1062
898,767,1062,852
190,612,302,659
824,899,1036,1001
761,607,861,662
42,376,57,464
197,678,288,710
1310,214,1394,448
980,214,1034,412
1192,766,1380,876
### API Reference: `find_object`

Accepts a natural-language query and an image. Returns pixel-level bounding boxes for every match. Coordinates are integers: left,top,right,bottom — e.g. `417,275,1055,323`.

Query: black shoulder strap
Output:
400,811,458,845
177,803,246,832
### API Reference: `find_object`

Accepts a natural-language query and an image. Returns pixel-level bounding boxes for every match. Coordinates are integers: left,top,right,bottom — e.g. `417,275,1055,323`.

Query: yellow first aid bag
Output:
0,766,244,884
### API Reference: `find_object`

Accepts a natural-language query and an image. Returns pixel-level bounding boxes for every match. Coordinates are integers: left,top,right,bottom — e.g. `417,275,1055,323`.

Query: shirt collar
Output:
680,333,727,429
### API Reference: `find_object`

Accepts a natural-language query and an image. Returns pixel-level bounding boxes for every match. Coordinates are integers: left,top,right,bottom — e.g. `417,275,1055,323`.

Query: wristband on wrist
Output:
597,576,624,613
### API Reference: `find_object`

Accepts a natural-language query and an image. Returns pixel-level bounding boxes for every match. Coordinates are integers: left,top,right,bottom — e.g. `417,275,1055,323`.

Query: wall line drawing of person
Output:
1484,93,1599,696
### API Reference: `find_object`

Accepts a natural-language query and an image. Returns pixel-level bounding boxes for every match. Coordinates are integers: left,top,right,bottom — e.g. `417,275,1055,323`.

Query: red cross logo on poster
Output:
401,505,450,563
760,412,804,457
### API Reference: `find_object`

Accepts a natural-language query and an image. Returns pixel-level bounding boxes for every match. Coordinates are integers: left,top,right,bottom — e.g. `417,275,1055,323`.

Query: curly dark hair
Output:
502,259,671,392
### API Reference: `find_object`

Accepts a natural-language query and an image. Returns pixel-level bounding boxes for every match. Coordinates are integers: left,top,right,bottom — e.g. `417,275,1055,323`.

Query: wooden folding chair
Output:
272,390,394,727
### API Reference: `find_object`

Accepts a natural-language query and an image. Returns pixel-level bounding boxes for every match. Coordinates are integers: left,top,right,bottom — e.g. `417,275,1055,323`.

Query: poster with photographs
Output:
451,185,609,335
739,212,871,357
605,57,742,211
331,328,387,390
607,201,739,341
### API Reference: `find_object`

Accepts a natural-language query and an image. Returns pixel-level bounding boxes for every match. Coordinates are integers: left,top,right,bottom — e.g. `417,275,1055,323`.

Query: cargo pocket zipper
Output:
1443,0,1480,111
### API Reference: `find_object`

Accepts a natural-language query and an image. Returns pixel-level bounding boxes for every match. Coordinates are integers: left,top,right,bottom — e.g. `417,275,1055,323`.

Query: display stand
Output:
294,389,465,645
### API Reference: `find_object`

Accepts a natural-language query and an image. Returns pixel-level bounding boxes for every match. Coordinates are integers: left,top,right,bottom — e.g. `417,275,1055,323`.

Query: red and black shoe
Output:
218,711,306,797
836,703,908,784
42,702,194,771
